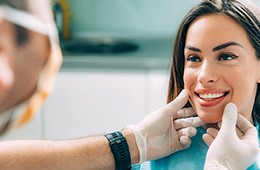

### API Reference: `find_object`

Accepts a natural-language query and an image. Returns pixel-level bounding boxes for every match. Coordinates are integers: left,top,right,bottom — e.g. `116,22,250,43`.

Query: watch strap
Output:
105,131,131,170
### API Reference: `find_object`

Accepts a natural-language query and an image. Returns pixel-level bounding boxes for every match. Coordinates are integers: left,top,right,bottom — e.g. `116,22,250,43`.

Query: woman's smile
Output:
195,89,229,107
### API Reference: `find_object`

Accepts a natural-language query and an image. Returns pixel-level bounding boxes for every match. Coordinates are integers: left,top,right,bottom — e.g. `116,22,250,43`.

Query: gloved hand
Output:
128,89,205,163
204,103,259,170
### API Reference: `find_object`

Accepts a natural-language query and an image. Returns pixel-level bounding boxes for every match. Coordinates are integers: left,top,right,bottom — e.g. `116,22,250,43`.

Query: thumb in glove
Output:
128,89,204,163
204,103,259,170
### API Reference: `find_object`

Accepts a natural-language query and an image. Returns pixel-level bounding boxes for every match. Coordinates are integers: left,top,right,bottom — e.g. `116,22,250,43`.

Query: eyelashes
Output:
186,53,238,63
186,55,200,62
218,53,238,61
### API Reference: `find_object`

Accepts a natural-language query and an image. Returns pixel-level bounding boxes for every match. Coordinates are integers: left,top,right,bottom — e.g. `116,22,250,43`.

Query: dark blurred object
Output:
52,0,71,41
61,38,139,54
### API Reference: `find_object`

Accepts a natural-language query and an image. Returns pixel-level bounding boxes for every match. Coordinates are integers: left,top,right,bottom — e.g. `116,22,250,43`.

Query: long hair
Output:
168,0,260,123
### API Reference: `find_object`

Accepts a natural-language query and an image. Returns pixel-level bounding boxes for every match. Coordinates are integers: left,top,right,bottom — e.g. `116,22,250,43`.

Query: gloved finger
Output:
217,121,222,129
217,113,245,139
202,134,214,147
177,126,197,138
179,136,191,150
236,114,254,133
174,117,205,130
207,127,219,139
165,89,189,117
219,102,237,136
237,114,258,143
175,107,196,119
243,127,258,145
202,127,218,147
217,121,243,138
236,126,244,139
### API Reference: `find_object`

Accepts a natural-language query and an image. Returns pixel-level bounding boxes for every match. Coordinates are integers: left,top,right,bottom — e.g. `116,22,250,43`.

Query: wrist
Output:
121,127,140,164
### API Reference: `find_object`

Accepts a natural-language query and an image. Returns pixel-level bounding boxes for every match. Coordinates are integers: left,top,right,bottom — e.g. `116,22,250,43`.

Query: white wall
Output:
66,0,260,39
66,0,198,38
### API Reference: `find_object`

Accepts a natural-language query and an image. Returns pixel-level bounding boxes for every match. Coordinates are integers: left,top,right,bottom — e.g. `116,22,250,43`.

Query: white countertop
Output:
60,38,173,72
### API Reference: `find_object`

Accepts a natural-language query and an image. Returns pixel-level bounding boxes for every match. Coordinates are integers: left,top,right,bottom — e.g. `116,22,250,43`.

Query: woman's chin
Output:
198,114,222,124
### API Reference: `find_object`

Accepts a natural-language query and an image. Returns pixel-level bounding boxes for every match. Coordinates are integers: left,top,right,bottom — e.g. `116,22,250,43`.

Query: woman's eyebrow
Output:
185,45,201,52
212,41,244,51
185,41,244,53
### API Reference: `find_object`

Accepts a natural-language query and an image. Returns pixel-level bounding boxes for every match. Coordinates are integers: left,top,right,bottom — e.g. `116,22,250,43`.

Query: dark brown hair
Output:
168,0,260,123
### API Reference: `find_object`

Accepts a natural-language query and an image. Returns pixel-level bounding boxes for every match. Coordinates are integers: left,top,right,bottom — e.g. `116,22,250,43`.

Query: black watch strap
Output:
105,131,132,170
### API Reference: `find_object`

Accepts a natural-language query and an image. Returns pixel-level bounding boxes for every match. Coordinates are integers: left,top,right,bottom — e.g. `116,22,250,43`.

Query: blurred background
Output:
2,0,260,141
66,0,197,39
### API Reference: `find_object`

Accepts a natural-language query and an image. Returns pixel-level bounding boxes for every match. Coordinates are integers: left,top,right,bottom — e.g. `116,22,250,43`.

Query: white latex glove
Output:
204,103,259,170
128,89,205,163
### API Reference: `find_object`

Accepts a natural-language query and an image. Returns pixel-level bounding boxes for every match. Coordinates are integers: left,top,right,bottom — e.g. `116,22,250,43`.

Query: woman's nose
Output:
198,61,218,85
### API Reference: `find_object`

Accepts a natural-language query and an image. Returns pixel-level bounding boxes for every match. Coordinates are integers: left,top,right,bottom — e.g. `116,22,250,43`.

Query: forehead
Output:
185,14,251,48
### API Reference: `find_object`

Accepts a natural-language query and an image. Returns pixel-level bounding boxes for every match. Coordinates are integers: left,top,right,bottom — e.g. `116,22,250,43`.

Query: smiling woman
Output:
152,0,260,169
184,14,260,124
168,0,260,125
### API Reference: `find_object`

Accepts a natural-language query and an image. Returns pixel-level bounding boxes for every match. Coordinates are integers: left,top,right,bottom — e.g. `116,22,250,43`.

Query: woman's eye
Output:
218,54,237,61
187,55,201,62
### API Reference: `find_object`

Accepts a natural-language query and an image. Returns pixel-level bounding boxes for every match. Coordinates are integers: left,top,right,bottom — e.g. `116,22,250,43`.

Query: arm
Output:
0,89,204,169
0,129,139,170
0,137,115,170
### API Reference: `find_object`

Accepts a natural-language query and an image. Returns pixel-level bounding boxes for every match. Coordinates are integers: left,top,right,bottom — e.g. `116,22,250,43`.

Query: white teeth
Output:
199,93,225,100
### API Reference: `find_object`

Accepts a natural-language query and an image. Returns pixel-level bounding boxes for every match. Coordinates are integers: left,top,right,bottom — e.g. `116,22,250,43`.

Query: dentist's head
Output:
0,0,62,134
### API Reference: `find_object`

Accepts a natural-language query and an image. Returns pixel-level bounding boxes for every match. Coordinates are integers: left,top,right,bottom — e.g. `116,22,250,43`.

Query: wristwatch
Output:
105,131,131,170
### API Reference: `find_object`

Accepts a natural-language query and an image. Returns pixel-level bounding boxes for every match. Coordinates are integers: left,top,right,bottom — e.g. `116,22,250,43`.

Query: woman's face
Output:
183,14,260,123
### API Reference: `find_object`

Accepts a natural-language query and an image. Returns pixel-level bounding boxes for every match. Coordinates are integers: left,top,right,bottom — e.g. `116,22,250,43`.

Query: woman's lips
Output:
195,91,229,107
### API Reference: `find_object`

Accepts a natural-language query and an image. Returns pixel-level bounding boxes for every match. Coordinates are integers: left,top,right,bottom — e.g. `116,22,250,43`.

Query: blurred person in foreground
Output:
0,0,257,169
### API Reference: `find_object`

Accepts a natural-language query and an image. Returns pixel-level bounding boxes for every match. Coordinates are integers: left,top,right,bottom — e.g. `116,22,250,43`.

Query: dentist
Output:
0,0,257,169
